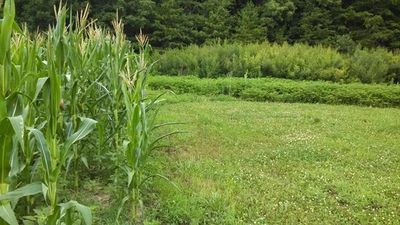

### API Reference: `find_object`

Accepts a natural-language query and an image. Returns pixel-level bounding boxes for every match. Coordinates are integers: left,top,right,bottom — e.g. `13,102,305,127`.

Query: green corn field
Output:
0,0,173,224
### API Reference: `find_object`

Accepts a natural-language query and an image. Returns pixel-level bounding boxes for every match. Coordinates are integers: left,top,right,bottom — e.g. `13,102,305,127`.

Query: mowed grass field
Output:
76,93,400,224
145,94,400,225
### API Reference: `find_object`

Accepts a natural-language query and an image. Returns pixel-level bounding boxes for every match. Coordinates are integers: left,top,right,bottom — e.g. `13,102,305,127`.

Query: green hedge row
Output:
148,76,400,107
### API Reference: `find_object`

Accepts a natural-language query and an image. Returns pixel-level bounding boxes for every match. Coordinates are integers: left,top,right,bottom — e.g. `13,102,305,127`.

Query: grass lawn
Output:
77,94,400,224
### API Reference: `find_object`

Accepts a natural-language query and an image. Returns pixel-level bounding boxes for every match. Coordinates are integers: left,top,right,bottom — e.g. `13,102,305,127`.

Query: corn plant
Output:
117,31,181,223
62,4,95,188
0,1,97,224
1,1,178,224
26,5,96,224
0,0,43,224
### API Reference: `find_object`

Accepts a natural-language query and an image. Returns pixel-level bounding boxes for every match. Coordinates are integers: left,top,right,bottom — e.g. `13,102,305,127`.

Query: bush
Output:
148,76,400,107
349,48,400,83
153,42,400,84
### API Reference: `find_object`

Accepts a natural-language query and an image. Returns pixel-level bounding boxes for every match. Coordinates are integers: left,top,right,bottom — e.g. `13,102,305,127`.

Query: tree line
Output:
10,0,400,50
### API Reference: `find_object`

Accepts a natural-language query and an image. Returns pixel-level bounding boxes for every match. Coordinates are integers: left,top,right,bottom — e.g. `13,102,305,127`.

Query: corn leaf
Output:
28,128,52,175
59,200,92,225
63,117,97,152
116,196,129,222
0,182,41,201
0,116,20,185
0,204,17,225
0,95,7,119
0,117,14,135
8,116,23,147
64,118,96,150
32,77,48,102
0,0,15,64
80,156,88,169
151,122,184,131
12,21,21,34
9,138,22,177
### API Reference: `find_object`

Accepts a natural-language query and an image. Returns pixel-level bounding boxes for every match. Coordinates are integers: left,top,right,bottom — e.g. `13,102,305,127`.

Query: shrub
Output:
148,76,400,107
153,42,400,84
349,48,400,83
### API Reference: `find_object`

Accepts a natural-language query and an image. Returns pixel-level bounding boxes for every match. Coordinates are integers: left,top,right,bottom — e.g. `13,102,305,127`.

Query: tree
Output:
259,0,296,43
234,2,265,43
15,0,57,29
203,0,233,41
152,0,188,48
88,0,120,28
152,0,207,48
342,0,400,49
116,0,157,40
9,0,400,50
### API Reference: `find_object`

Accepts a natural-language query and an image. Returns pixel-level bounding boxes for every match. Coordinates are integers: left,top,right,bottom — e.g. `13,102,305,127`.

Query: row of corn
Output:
0,0,171,224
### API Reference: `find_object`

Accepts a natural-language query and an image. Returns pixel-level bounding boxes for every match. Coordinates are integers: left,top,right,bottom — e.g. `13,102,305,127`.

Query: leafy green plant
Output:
117,32,181,223
23,4,96,225
153,42,400,84
0,0,42,223
0,1,176,223
148,76,400,107
349,47,400,83
0,1,97,224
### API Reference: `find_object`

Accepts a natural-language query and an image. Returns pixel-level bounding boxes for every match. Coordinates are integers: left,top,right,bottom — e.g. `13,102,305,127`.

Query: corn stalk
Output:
26,5,97,224
0,1,96,224
117,31,181,224
0,1,43,224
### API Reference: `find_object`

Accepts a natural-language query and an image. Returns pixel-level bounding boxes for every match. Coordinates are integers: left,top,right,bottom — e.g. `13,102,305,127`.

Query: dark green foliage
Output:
153,42,400,84
14,0,57,29
11,0,400,50
148,76,400,107
234,2,265,43
13,0,90,29
107,0,157,39
259,0,296,43
152,0,206,48
203,0,232,41
341,0,400,49
293,0,341,45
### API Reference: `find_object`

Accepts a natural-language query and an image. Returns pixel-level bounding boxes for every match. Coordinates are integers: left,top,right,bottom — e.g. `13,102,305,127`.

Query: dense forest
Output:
8,0,400,50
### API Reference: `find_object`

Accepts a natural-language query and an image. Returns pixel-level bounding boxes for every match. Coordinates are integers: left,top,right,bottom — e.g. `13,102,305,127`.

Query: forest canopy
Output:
9,0,400,50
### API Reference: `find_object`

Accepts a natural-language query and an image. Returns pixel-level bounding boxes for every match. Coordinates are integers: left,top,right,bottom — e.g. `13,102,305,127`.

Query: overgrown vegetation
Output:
154,42,400,84
148,76,400,107
0,0,170,224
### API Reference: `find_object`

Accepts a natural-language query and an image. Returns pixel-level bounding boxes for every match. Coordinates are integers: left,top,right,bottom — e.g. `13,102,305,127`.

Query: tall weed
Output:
154,42,400,84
